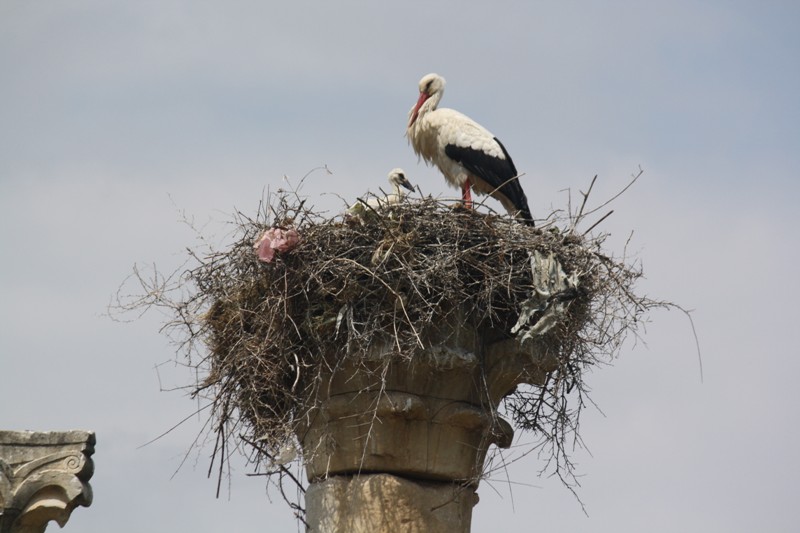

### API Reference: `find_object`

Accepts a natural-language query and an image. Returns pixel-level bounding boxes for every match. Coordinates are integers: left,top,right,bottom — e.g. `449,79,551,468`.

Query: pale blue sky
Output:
2,2,799,532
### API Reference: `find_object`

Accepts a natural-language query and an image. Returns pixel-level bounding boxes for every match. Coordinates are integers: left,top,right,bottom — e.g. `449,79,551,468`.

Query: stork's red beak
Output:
408,92,429,128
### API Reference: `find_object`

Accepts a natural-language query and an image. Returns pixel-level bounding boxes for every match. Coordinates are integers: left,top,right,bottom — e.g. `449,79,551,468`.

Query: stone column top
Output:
0,430,95,533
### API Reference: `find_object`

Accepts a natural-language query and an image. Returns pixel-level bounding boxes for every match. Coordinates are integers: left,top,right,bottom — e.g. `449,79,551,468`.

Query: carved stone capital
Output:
297,306,558,485
298,301,565,531
0,431,95,533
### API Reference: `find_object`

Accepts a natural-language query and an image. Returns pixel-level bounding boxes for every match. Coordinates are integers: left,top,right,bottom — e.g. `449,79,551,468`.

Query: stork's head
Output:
388,168,414,192
408,73,446,128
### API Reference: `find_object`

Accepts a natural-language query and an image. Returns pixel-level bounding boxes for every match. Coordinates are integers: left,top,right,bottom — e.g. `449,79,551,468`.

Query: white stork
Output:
406,73,533,224
347,168,415,218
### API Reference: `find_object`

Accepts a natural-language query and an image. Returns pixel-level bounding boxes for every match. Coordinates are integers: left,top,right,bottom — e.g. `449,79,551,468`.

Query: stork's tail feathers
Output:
517,208,535,226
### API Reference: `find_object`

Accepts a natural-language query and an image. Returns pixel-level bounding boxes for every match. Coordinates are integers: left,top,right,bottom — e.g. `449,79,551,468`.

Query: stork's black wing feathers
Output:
445,138,533,224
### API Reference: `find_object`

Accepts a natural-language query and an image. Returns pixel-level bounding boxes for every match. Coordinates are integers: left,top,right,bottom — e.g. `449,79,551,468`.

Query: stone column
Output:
297,311,556,533
305,474,478,533
0,431,95,533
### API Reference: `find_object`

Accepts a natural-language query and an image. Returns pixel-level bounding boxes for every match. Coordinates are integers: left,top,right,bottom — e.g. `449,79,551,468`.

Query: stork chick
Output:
406,73,533,224
347,168,415,219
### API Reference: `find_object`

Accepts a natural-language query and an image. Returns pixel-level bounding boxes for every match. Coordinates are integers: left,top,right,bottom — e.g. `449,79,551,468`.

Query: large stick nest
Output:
121,180,664,504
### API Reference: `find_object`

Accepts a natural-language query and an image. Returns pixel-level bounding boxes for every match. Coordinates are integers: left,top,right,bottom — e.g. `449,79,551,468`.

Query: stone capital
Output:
0,430,95,533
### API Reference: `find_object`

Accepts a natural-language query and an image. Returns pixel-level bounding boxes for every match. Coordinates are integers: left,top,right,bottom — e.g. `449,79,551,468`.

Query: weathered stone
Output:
306,474,477,533
297,305,561,532
0,431,95,533
297,326,555,484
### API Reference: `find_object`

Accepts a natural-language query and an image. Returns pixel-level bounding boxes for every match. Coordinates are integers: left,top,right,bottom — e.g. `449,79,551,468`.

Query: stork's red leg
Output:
462,181,473,209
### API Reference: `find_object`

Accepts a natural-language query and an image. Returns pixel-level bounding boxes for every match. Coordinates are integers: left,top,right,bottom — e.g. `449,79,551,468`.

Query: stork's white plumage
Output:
406,73,533,224
347,168,414,217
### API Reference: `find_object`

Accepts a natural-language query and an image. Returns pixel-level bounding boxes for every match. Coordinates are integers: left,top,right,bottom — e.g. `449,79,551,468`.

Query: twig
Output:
582,210,614,236
570,174,598,233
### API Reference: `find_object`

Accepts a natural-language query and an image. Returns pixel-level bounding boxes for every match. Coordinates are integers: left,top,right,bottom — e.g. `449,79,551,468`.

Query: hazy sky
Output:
2,2,799,532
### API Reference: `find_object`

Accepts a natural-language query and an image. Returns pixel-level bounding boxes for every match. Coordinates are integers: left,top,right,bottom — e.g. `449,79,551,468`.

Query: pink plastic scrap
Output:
254,227,301,263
